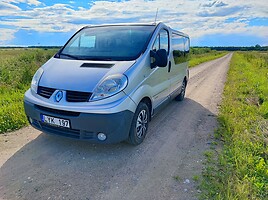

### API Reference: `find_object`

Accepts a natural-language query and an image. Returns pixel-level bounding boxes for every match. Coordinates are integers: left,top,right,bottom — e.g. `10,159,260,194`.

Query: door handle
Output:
168,61,171,72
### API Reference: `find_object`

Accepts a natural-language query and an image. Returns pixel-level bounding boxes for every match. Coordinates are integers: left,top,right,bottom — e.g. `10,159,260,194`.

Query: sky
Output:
0,0,267,47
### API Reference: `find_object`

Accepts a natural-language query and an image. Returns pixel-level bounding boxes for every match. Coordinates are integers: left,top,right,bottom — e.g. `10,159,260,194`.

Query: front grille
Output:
38,86,55,99
35,105,80,117
37,86,92,102
66,91,92,102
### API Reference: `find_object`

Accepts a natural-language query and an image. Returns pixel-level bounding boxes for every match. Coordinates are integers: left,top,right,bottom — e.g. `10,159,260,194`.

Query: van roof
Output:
83,22,189,38
84,22,158,28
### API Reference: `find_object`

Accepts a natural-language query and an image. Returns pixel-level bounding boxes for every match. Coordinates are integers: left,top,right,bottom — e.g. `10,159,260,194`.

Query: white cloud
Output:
27,0,41,6
0,2,21,11
0,28,17,44
0,0,267,44
2,0,41,6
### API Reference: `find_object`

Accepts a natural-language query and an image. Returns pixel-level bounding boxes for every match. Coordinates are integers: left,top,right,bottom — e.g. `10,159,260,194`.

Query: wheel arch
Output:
184,76,188,86
139,97,152,121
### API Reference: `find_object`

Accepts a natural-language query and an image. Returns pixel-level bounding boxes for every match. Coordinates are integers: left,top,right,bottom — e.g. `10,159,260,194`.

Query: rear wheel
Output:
128,102,149,145
175,80,186,101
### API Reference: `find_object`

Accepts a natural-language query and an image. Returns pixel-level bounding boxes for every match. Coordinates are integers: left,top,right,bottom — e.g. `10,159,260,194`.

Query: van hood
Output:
39,58,135,92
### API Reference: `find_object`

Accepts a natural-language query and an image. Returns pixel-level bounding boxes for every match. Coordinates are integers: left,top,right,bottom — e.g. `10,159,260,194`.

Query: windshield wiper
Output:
59,53,80,60
58,54,116,61
85,57,114,61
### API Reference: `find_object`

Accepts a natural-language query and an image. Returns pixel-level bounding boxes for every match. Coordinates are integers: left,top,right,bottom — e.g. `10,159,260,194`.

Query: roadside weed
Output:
189,50,227,67
173,175,181,181
200,52,268,199
192,175,200,182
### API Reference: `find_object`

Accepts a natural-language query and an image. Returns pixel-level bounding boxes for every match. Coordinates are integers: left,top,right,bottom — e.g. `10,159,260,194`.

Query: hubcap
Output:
136,109,148,138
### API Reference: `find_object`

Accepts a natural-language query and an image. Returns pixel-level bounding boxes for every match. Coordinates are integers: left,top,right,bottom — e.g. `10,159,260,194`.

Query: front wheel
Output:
127,102,149,145
175,80,186,101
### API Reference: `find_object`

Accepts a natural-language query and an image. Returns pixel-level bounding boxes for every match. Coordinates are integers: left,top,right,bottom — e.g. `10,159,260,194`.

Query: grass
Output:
0,48,58,133
200,52,268,199
173,175,181,181
192,175,200,182
189,51,228,67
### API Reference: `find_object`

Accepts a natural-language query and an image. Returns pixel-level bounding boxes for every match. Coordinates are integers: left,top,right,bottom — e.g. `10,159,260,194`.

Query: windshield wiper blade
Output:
60,53,79,60
100,58,113,61
86,57,113,61
58,54,115,61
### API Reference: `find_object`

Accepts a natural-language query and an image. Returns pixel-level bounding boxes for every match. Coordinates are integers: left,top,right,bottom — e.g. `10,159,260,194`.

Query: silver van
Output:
24,23,190,145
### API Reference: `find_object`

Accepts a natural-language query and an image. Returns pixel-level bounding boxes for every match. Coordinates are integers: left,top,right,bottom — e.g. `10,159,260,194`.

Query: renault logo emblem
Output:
55,91,63,102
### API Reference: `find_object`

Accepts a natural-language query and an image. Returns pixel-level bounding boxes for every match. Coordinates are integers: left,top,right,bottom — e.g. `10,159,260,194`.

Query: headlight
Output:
90,74,128,101
31,68,44,93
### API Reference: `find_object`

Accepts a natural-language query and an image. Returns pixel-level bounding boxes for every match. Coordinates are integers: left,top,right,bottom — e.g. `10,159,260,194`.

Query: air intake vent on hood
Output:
80,63,114,68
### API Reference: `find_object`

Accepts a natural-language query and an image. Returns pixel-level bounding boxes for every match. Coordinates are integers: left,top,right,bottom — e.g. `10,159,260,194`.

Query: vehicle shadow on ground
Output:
0,98,217,199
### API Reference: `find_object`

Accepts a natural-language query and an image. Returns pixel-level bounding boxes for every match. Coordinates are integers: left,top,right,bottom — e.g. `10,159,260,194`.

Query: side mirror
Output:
150,49,168,68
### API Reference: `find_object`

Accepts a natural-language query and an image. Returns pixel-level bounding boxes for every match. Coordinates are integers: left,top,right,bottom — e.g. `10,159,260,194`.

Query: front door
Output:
148,29,170,110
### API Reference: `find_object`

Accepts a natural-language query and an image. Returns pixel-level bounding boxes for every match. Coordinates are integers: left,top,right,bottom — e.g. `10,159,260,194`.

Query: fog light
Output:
97,133,107,141
29,117,33,124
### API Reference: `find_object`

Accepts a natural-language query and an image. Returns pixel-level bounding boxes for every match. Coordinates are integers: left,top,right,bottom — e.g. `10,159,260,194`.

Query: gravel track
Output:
0,53,232,200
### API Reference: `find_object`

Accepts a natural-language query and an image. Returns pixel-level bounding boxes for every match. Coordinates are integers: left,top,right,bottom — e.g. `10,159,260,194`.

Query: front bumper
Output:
24,100,134,143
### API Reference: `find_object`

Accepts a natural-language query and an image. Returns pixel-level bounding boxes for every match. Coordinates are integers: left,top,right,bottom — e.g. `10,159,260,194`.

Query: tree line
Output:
1,45,267,52
193,45,268,52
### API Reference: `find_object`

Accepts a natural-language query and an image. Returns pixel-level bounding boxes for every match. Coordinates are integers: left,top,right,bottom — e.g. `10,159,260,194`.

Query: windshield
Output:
58,25,155,61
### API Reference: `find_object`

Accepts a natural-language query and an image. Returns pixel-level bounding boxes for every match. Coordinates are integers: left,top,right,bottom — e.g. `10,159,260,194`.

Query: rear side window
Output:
172,33,189,64
184,37,190,61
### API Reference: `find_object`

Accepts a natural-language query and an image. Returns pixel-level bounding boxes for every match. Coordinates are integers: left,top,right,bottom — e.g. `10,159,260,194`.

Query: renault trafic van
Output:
24,23,190,145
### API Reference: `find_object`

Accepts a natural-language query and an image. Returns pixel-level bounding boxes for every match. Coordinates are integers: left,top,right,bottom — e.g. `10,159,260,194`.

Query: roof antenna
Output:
154,8,158,24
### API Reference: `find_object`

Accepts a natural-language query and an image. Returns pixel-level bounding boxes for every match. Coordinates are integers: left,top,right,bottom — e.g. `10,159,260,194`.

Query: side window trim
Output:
160,28,170,54
152,34,160,51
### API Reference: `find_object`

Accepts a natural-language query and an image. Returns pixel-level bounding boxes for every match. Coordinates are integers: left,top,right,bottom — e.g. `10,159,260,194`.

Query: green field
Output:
189,48,227,67
0,48,58,133
201,52,268,199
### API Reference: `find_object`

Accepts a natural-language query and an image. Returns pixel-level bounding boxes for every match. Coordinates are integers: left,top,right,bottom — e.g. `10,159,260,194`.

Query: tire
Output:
175,80,186,101
127,102,149,145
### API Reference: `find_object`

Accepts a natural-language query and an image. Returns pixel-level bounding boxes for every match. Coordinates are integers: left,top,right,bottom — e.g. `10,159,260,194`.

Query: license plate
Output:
41,114,70,128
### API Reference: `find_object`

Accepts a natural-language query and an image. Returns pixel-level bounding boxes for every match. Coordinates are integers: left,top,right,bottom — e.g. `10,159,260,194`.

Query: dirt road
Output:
0,53,232,200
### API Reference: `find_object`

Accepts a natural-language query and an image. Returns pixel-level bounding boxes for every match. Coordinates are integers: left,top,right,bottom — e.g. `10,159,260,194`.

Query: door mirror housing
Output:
150,49,168,68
